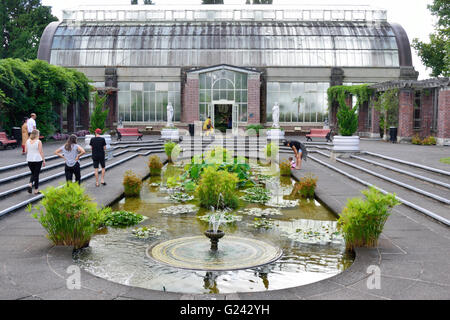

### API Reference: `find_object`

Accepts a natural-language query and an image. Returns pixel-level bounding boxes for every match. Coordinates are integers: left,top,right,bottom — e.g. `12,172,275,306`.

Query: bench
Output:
116,128,143,141
306,129,332,142
0,132,18,149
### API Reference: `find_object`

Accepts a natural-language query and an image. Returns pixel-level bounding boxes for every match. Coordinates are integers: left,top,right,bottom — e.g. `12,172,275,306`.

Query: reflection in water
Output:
74,164,354,294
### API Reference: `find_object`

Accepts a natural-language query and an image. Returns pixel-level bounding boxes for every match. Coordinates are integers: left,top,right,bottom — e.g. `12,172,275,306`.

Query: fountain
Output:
204,211,226,251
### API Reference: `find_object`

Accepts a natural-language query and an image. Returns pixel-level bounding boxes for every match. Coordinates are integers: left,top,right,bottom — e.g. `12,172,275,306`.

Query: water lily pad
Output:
158,205,198,215
238,207,283,217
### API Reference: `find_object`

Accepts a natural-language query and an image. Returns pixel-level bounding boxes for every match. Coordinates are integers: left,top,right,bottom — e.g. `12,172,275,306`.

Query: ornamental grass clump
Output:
123,170,143,197
279,160,292,176
148,155,163,176
164,141,181,162
295,174,317,199
196,166,239,210
28,182,105,249
338,187,400,251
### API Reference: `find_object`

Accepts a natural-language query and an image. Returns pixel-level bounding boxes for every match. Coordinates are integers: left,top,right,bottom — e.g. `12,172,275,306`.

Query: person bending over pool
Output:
283,140,307,170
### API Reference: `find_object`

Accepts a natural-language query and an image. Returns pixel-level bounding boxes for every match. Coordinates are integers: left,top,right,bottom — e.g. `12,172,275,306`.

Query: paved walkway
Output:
0,139,449,300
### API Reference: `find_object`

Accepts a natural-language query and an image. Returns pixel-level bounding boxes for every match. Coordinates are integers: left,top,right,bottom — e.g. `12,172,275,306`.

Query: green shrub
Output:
164,141,181,162
412,134,422,145
205,146,230,164
338,187,400,251
295,174,317,199
246,124,264,134
279,160,292,176
28,182,104,249
123,170,143,197
89,92,109,134
422,136,437,145
103,210,143,228
148,155,163,176
196,166,239,210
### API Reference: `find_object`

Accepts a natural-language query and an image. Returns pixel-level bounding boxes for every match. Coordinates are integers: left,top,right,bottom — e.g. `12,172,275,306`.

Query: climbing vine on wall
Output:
327,84,374,136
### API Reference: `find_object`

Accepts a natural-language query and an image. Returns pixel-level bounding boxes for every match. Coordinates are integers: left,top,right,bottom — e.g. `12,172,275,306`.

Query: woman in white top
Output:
25,129,45,194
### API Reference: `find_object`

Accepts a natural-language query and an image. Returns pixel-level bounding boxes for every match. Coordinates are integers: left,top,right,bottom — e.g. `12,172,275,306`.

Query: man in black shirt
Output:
90,128,107,187
283,140,307,170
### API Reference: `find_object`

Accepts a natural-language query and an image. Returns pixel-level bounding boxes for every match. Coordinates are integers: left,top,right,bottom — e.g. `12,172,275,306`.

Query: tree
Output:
202,0,224,4
0,0,58,60
89,93,109,134
412,0,449,77
373,89,399,140
131,0,138,4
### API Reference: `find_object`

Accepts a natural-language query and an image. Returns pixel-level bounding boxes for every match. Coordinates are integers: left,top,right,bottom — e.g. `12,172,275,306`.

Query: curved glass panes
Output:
267,82,329,123
199,69,248,122
118,82,180,123
50,22,399,68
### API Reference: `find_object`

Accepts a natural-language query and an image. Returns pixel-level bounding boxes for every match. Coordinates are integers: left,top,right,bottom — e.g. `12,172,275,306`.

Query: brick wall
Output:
437,88,450,142
247,77,260,124
420,90,433,137
182,77,199,123
370,107,380,136
398,89,414,140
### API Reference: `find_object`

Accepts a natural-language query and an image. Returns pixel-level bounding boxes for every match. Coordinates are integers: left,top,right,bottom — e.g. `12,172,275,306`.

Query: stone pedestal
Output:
161,128,179,140
331,136,360,159
266,129,285,140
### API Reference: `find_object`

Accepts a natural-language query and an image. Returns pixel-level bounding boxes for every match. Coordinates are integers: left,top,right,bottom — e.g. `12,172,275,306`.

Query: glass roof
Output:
62,5,388,23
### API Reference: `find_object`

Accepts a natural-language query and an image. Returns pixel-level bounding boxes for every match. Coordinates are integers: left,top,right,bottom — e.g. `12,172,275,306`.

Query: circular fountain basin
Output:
148,235,283,271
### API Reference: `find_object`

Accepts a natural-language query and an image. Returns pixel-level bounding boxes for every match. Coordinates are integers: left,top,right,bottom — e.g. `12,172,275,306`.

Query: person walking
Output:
55,134,86,185
283,140,307,170
27,113,37,134
203,116,214,137
21,117,29,155
25,130,45,194
90,128,107,187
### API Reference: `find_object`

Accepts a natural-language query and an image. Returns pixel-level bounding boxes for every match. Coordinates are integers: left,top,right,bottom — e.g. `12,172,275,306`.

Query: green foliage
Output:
241,187,271,204
0,58,91,136
103,210,143,228
373,89,399,136
279,160,292,176
246,124,264,134
89,92,109,134
123,170,143,197
0,0,58,60
196,166,239,210
338,187,400,251
250,217,275,230
28,182,104,249
412,134,437,145
264,142,279,158
328,85,374,136
182,180,197,192
148,155,163,176
412,0,450,77
295,174,317,199
164,141,181,162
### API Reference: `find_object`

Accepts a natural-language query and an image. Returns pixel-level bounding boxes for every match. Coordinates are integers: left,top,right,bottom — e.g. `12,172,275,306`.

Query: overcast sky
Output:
42,0,436,79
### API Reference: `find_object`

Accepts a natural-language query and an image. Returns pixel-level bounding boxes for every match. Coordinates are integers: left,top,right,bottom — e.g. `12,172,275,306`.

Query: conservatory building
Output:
38,4,418,135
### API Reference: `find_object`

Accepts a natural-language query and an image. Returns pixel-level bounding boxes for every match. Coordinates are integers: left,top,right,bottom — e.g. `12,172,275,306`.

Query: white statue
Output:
166,102,174,127
272,102,280,128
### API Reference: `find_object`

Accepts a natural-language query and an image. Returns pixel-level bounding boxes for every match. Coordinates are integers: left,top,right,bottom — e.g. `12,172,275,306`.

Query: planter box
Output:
84,134,113,159
266,129,285,140
161,128,179,140
331,136,360,159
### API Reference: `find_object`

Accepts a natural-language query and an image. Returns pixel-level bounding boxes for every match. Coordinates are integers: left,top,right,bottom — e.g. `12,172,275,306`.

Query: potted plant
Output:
328,85,373,153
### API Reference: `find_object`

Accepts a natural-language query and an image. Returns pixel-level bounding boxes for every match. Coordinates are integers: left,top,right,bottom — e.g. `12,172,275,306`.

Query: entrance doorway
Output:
214,104,232,132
